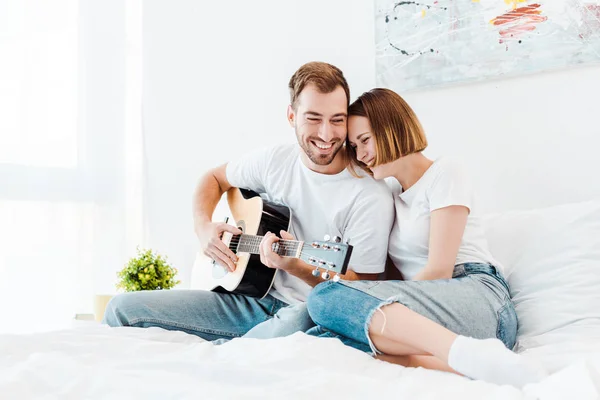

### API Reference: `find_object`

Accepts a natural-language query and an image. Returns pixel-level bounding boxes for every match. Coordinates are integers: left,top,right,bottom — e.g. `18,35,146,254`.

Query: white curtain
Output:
0,0,144,333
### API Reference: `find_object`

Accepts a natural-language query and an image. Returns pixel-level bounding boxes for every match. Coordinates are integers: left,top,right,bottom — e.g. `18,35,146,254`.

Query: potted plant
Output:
116,247,181,292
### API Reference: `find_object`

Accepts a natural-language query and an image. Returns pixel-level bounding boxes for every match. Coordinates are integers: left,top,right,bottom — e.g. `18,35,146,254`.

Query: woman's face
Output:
348,115,388,179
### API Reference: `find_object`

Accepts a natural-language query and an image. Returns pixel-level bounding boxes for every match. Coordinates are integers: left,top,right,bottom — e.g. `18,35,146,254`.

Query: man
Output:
103,62,394,341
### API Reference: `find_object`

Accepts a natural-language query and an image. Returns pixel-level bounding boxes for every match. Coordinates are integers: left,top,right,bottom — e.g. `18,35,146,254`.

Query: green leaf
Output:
116,247,181,292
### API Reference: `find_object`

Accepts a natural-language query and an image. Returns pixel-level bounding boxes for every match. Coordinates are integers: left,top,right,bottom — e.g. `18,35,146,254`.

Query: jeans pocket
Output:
496,300,518,350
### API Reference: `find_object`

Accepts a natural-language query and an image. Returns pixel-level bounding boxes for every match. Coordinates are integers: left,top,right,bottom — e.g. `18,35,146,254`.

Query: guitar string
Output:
228,239,337,252
228,238,302,249
223,235,342,269
228,241,304,250
229,235,336,249
229,237,303,252
226,237,342,267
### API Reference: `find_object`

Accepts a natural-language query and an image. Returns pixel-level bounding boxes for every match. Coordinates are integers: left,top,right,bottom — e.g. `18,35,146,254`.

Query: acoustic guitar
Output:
194,188,353,298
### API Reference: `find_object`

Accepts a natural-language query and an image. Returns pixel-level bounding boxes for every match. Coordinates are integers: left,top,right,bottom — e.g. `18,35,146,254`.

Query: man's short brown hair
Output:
288,62,350,110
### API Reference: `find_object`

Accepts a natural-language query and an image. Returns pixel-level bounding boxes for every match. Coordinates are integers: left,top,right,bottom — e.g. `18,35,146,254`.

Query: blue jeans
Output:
306,263,518,355
102,289,307,341
242,302,315,339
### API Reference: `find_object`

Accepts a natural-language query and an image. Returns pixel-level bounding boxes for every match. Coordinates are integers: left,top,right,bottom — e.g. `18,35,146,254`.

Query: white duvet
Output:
1,324,599,400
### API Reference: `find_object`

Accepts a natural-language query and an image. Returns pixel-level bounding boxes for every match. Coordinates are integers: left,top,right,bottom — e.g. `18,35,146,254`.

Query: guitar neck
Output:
231,234,304,258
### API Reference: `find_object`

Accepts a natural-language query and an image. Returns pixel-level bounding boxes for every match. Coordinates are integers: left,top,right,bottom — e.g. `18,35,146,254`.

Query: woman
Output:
305,88,546,388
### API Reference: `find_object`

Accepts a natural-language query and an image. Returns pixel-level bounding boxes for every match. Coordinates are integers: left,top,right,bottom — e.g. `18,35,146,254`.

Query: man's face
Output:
288,84,347,173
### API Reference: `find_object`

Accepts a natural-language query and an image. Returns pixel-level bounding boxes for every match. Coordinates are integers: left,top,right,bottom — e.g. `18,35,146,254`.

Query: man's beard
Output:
298,136,344,166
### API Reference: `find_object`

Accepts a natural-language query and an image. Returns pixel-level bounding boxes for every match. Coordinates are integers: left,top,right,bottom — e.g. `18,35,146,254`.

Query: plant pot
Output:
93,294,114,322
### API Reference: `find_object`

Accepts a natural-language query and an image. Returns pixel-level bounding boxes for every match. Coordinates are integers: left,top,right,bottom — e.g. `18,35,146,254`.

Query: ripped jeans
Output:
306,263,518,355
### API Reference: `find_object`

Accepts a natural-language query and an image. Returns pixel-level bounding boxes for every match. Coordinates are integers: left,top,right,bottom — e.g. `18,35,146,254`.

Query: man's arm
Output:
258,231,379,287
193,163,242,272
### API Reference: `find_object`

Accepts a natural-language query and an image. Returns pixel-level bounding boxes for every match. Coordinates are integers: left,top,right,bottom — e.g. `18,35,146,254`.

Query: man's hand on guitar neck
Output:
259,231,379,286
259,231,301,272
196,221,242,272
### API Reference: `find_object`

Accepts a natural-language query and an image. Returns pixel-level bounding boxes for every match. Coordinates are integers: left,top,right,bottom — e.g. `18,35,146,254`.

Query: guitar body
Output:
196,188,291,299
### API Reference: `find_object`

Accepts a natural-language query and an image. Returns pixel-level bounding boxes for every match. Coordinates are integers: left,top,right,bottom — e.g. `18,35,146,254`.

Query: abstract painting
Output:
375,0,600,91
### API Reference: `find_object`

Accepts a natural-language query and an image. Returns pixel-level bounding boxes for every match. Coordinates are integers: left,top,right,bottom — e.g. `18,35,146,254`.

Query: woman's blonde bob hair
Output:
346,88,427,176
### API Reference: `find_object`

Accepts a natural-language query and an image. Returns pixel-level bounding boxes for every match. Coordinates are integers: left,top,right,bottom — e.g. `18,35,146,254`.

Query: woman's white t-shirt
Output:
386,157,502,280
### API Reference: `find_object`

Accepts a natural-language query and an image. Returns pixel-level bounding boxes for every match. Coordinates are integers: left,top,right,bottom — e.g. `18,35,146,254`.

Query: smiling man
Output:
103,62,395,341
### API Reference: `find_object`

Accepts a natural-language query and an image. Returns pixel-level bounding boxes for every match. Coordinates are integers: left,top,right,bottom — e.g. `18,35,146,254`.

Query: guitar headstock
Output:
300,235,353,277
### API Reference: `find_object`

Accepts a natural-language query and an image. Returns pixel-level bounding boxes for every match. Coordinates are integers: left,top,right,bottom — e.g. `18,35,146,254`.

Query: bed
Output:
1,200,599,399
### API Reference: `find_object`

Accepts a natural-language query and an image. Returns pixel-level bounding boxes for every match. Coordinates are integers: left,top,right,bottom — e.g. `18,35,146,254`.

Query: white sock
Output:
447,335,547,388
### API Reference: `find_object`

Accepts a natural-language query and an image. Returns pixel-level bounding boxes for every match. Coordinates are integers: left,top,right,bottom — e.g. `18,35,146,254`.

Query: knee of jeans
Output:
305,325,336,338
496,301,518,349
307,281,338,327
103,293,134,326
304,325,323,337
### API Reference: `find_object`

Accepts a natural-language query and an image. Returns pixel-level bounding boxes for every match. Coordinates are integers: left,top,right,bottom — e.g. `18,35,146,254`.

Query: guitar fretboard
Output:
229,234,303,257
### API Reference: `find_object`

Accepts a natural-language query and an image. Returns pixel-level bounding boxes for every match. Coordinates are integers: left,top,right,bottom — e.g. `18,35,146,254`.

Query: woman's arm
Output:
412,205,469,281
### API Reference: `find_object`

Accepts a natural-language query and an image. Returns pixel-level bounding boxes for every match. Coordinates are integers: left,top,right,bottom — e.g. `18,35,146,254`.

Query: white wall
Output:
143,0,600,286
405,64,600,214
142,0,377,286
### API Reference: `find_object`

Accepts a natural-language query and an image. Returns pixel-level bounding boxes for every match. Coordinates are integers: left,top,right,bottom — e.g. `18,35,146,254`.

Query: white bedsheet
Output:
1,324,598,399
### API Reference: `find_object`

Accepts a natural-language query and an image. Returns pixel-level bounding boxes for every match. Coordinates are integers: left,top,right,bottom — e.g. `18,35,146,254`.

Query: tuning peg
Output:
323,234,331,242
333,236,342,243
345,238,351,245
321,271,331,280
332,275,341,282
311,268,321,277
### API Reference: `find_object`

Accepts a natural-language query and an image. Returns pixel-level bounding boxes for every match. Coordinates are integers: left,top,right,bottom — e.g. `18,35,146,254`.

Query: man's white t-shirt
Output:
226,143,395,304
386,157,503,281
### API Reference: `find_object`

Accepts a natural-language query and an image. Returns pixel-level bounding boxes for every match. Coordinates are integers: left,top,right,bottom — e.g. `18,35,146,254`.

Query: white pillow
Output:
482,200,600,346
